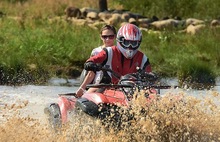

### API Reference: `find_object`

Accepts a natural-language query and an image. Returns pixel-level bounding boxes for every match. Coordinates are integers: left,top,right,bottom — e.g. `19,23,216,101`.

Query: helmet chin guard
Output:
117,42,138,59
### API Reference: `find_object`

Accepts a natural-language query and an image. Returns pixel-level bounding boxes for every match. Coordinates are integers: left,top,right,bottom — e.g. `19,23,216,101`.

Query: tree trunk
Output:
99,0,108,12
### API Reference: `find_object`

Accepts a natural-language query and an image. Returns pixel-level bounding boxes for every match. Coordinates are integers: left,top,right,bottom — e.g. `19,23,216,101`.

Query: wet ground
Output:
0,78,220,142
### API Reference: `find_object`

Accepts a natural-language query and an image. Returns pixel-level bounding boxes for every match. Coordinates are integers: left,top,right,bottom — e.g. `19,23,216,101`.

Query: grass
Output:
0,0,220,87
140,29,220,88
0,18,102,84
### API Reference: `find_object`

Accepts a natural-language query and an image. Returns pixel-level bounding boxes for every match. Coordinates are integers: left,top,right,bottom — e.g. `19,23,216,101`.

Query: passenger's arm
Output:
76,71,95,97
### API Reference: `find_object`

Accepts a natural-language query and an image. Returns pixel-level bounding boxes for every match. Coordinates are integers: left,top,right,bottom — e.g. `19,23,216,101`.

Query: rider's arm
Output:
86,49,107,64
76,71,95,97
76,50,108,97
145,64,152,73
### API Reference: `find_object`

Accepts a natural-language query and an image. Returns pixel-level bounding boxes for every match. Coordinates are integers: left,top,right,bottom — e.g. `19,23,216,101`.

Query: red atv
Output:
44,66,174,130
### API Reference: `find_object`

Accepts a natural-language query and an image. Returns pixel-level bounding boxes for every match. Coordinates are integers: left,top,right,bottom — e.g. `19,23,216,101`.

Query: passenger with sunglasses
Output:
83,23,152,87
76,25,117,97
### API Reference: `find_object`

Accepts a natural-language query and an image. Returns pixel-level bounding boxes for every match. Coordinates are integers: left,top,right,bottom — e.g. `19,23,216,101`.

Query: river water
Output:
0,78,220,142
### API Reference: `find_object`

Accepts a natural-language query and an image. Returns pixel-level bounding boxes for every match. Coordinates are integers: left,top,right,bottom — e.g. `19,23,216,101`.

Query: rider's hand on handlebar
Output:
84,61,101,72
148,72,157,77
144,72,158,82
75,88,84,98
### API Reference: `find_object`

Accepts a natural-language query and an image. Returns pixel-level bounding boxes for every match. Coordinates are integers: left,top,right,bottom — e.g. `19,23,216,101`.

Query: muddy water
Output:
0,78,220,142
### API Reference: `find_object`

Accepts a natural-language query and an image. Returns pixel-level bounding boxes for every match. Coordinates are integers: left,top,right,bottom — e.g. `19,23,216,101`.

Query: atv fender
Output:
58,96,76,123
83,91,128,106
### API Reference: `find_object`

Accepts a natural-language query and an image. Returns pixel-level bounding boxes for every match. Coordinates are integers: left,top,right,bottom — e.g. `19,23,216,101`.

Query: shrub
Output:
177,59,216,89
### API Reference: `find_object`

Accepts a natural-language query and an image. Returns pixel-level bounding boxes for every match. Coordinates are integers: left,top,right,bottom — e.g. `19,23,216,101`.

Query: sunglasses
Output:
101,35,115,40
121,39,140,49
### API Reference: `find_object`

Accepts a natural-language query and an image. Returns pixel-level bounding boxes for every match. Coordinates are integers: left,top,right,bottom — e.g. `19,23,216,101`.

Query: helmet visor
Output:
121,39,139,50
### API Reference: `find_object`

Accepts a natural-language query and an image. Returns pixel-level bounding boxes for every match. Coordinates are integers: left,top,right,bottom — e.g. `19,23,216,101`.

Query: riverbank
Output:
0,1,219,88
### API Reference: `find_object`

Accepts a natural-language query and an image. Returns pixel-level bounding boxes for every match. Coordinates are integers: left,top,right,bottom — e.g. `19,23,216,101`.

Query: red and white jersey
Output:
87,46,152,84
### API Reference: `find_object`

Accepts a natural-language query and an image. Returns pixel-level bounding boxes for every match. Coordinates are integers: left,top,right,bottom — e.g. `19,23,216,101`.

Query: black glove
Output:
84,62,100,72
145,72,158,82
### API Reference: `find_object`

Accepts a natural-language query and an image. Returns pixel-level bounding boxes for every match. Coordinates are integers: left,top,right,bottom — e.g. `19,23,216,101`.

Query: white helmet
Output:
116,24,142,59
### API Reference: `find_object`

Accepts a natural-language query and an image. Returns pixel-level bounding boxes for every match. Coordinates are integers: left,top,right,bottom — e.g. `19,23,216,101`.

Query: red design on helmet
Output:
116,24,142,59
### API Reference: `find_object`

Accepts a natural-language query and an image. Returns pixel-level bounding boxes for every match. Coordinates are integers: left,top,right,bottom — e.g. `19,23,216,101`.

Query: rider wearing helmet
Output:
78,24,152,97
116,23,142,59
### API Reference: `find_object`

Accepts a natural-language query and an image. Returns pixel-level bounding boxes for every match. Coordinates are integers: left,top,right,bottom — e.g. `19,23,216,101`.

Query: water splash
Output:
1,90,220,142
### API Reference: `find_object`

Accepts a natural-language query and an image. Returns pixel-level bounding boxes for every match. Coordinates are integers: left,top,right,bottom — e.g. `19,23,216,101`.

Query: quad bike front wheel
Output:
44,103,62,132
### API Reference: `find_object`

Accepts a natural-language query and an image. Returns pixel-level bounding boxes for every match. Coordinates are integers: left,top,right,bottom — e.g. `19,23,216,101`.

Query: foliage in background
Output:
114,0,220,19
140,28,220,88
1,0,219,19
0,0,220,86
0,18,101,84
0,0,99,18
177,59,216,89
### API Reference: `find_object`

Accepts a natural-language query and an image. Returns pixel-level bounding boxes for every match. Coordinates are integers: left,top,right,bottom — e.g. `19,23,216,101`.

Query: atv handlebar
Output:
86,84,179,89
98,65,158,82
86,84,133,89
85,62,158,81
98,66,121,79
85,63,179,90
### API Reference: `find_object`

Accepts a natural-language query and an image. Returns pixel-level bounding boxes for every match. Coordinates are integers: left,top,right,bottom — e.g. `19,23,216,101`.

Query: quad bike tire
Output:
44,103,62,131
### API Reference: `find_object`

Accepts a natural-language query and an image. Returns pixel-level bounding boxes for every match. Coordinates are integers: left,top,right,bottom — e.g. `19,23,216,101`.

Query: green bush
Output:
177,58,216,89
115,0,220,19
0,18,102,84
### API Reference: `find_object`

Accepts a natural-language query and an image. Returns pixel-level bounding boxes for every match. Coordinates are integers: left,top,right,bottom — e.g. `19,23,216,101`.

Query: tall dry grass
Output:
0,0,101,17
